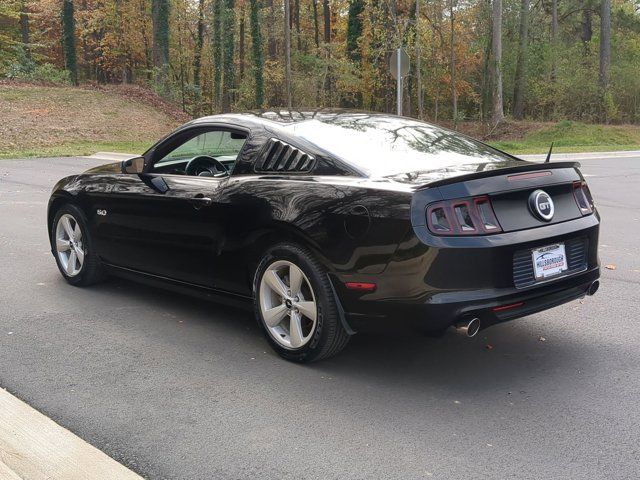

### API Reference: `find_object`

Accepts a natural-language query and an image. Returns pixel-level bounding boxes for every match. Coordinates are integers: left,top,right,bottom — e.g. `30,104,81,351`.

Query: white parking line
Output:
0,388,143,480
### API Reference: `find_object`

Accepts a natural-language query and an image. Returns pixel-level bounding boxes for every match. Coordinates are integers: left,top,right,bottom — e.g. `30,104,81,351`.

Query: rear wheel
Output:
254,243,350,362
51,204,105,286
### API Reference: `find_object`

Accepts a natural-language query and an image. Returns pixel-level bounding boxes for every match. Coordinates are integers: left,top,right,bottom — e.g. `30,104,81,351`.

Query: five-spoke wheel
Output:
259,260,318,349
255,243,350,362
55,213,85,277
51,204,105,286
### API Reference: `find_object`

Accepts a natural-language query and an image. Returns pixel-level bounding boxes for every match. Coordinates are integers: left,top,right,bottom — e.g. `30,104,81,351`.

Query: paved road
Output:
0,156,638,479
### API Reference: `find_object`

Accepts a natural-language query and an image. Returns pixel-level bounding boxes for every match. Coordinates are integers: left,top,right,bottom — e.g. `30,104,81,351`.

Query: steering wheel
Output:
185,155,229,177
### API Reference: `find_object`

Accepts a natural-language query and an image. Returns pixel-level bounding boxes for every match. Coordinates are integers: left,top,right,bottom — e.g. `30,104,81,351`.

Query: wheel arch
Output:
245,221,332,290
47,192,76,242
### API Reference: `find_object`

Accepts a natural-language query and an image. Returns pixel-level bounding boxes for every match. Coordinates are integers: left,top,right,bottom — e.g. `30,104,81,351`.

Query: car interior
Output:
150,129,248,177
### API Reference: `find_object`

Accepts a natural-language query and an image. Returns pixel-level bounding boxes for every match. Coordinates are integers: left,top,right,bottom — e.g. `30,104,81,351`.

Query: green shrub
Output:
6,60,71,85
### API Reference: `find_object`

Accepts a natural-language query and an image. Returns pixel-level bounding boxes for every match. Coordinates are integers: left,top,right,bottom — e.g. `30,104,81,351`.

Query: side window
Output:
154,129,247,172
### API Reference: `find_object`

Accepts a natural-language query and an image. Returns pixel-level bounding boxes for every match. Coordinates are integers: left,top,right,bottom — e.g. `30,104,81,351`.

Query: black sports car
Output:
47,110,600,362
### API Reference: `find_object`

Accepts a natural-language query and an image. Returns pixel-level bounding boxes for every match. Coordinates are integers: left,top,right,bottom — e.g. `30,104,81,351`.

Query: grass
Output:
0,140,154,159
2,84,640,158
489,120,640,154
0,83,182,159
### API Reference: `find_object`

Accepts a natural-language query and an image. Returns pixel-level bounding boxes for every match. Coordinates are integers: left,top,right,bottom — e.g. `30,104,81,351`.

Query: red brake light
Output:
426,196,502,236
573,181,594,215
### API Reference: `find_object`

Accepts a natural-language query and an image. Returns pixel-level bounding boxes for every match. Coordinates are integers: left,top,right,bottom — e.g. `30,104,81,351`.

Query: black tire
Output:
253,243,350,363
51,203,106,286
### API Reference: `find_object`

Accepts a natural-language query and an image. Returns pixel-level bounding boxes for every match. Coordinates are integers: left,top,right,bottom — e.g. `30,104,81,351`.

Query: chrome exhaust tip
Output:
454,317,481,338
587,280,600,296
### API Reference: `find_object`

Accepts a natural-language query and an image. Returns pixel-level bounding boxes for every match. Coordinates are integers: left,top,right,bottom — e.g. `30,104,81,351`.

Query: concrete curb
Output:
0,388,143,480
518,150,640,162
84,152,138,162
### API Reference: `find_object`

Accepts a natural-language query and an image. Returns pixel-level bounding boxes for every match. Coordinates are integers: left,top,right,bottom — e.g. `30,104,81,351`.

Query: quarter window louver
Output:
256,139,315,173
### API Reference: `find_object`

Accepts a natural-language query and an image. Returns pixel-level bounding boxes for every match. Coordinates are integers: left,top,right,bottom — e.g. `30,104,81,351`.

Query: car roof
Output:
189,109,397,128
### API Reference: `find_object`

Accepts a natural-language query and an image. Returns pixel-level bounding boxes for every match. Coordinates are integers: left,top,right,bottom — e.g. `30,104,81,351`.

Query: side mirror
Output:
122,156,146,174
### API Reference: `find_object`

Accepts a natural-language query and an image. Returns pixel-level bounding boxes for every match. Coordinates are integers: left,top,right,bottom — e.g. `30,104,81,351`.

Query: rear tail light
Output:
573,181,594,215
426,195,502,236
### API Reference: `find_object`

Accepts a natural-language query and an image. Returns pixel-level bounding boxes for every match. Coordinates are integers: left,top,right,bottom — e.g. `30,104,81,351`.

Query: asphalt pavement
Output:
0,155,638,479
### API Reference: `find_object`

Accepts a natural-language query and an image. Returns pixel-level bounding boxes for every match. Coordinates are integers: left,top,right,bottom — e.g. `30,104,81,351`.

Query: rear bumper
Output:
335,214,601,333
445,267,600,331
344,266,599,332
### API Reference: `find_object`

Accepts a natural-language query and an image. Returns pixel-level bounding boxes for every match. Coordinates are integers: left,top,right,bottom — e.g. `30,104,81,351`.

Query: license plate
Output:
532,243,568,280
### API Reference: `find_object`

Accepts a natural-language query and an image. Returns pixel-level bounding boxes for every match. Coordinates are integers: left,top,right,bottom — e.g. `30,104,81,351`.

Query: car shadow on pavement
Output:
88,276,587,395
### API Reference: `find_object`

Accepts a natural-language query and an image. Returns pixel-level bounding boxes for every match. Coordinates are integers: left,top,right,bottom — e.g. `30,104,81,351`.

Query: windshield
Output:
284,114,517,177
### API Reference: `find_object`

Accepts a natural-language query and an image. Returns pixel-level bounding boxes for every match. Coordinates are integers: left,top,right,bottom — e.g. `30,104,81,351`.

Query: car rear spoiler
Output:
413,161,581,191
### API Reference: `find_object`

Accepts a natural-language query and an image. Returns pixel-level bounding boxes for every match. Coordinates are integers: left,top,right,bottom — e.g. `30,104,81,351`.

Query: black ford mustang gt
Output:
47,110,600,362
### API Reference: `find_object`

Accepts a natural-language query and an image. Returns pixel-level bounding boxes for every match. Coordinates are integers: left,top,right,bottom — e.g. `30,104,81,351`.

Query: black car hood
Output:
84,162,122,174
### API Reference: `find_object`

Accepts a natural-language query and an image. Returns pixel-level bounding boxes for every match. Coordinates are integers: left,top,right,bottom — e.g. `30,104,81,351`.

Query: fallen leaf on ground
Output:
605,264,616,270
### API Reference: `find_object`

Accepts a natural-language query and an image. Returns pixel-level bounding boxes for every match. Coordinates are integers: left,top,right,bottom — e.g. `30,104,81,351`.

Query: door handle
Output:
190,195,212,209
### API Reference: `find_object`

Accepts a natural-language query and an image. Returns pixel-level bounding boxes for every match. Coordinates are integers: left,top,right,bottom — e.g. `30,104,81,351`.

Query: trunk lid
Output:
410,160,586,234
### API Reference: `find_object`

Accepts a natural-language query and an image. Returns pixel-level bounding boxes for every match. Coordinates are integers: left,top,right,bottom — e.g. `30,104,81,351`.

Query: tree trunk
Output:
221,0,236,112
294,0,301,51
415,0,423,119
512,0,529,120
193,0,205,115
581,5,592,55
284,0,293,108
19,0,30,60
323,0,331,43
491,0,504,123
239,4,245,82
481,24,492,122
267,0,276,60
346,0,364,63
312,0,320,49
249,0,265,107
323,0,331,104
599,0,611,89
62,0,78,85
152,0,170,92
212,0,223,109
450,0,457,127
550,0,558,81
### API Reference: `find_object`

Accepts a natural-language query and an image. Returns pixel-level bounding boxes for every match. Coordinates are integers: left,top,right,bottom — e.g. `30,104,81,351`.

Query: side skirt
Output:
103,263,254,311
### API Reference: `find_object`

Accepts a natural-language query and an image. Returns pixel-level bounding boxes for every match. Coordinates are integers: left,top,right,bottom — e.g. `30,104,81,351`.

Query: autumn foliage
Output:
0,0,637,124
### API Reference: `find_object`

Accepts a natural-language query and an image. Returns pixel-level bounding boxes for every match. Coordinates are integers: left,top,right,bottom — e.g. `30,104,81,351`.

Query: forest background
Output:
1,0,639,156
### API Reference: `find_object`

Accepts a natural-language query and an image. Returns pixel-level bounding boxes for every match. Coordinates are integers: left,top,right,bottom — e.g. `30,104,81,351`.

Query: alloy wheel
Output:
259,260,318,349
55,213,85,277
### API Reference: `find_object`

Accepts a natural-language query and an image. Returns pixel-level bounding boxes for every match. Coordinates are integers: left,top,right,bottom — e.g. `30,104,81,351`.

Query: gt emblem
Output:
528,189,554,221
97,209,107,216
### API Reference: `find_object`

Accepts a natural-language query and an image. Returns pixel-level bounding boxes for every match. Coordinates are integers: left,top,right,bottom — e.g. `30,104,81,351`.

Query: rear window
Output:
284,115,516,177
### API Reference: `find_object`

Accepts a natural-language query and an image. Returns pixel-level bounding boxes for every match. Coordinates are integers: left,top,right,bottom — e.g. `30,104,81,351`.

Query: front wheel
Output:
51,204,105,286
254,243,350,363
